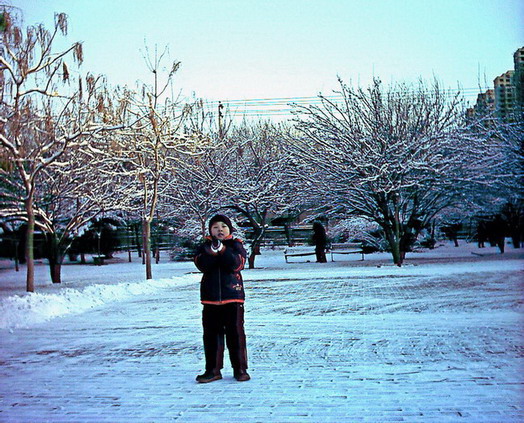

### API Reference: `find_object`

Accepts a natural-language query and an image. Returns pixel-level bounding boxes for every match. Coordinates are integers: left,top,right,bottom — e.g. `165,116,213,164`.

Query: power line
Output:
206,87,484,105
196,87,486,120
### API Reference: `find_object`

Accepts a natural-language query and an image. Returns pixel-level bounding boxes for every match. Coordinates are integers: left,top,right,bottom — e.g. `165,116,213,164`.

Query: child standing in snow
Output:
193,214,250,383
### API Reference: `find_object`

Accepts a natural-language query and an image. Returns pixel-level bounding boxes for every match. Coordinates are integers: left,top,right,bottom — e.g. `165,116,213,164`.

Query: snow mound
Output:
0,275,196,330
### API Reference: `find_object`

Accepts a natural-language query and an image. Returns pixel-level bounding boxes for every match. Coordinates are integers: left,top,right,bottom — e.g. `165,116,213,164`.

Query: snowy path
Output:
0,247,523,422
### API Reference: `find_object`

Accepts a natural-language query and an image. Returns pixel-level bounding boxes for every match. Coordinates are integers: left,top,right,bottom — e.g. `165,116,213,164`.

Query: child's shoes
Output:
234,370,251,382
196,371,222,383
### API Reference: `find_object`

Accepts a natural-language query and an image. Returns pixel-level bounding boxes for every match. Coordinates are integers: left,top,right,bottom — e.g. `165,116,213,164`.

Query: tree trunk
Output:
510,233,520,249
14,240,20,272
284,224,293,247
384,226,402,266
248,243,261,269
49,261,62,284
135,224,142,257
25,199,35,292
127,224,133,262
201,219,207,240
247,226,265,269
143,218,152,279
228,206,267,269
392,195,403,266
46,233,65,283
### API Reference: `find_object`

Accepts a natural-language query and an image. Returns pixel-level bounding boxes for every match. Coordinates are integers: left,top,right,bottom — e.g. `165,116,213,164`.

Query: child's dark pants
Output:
202,303,248,374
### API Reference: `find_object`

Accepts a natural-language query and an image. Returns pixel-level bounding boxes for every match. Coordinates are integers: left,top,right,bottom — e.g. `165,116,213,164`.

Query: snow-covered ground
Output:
0,241,522,330
0,241,523,422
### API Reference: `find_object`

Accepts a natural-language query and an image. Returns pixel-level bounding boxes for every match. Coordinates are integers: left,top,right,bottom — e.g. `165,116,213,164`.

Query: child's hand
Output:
210,238,224,253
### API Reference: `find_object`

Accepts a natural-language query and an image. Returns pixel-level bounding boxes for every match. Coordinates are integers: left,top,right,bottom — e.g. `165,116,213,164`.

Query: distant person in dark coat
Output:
492,214,507,253
312,221,328,263
442,222,462,247
477,220,488,248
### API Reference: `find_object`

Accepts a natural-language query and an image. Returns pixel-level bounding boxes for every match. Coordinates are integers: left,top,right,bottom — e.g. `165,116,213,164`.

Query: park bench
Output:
92,255,105,265
284,246,317,263
284,242,365,263
329,242,364,261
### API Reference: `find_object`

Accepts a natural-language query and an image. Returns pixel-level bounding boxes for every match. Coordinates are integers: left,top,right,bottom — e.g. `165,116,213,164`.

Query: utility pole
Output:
218,101,224,139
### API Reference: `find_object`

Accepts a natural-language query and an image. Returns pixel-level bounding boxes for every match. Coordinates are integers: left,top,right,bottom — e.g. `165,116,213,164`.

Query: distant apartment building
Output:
471,89,495,115
467,46,523,123
513,46,524,115
494,70,516,122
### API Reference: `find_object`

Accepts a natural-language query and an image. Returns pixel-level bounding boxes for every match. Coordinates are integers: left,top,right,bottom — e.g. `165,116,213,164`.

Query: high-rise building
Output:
466,89,495,124
468,47,523,123
513,47,524,117
494,70,516,122
475,89,495,115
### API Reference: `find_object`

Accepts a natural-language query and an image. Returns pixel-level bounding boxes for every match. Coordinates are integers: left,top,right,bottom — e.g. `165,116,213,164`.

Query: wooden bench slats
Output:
284,247,317,263
284,243,364,263
329,242,364,261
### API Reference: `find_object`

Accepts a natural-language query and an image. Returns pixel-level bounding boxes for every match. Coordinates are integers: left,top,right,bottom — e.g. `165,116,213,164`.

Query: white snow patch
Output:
0,274,198,330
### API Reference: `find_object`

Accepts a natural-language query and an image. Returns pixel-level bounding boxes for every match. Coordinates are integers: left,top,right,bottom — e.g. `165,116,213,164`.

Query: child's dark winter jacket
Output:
194,236,247,305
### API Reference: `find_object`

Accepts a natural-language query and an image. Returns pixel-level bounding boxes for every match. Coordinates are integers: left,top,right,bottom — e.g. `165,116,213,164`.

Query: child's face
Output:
210,221,230,239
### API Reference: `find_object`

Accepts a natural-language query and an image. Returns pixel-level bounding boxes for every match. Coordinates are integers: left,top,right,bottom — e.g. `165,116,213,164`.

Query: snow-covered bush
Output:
327,217,387,252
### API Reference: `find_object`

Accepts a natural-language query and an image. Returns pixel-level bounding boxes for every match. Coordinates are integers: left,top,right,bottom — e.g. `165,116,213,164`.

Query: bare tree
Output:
464,115,524,247
160,100,231,238
161,117,294,267
0,11,122,291
291,78,500,265
31,130,130,283
106,45,201,279
221,121,294,268
162,141,224,237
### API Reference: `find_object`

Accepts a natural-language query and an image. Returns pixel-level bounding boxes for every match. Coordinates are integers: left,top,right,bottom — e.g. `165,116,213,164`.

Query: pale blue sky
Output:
6,0,524,114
